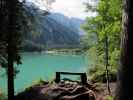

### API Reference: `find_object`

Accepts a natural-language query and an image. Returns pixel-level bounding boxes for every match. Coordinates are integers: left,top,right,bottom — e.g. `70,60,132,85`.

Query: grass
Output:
106,95,113,100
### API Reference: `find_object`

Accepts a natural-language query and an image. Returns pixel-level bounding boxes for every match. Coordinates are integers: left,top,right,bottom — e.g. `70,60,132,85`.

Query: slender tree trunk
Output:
105,35,111,95
116,0,133,100
7,54,14,100
7,0,18,99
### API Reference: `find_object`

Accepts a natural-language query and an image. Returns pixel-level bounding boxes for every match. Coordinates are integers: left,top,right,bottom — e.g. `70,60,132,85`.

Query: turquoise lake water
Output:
0,52,88,94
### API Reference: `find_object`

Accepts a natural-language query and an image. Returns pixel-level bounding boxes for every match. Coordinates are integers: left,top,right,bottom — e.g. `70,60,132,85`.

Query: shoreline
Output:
20,49,85,56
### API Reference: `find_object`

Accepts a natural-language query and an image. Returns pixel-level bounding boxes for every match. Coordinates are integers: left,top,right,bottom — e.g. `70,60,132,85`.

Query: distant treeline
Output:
22,40,85,52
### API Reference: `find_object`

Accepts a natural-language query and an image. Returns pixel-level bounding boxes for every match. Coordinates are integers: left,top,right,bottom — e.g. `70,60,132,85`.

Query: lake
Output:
0,52,88,94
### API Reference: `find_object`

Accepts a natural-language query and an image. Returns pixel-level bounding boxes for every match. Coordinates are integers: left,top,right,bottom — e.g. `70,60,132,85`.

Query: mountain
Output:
22,2,85,51
49,13,85,35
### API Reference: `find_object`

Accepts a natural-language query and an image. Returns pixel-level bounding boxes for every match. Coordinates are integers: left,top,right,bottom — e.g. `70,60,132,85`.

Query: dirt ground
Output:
94,82,116,100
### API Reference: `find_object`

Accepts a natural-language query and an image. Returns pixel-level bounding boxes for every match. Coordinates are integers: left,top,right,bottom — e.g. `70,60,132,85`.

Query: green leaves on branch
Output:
82,0,122,82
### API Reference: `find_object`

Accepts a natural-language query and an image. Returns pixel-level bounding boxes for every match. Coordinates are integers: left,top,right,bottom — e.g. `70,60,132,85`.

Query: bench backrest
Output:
55,72,87,84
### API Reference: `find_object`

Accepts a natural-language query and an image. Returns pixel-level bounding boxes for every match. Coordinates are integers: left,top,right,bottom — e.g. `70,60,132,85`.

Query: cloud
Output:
26,0,55,10
51,0,96,19
26,0,96,19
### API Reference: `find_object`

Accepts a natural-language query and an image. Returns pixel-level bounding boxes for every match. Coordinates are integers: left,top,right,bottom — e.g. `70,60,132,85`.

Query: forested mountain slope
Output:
22,3,84,51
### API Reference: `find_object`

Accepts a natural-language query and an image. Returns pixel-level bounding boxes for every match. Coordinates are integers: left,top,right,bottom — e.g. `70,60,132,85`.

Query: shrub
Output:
0,94,7,100
88,65,117,83
106,95,113,100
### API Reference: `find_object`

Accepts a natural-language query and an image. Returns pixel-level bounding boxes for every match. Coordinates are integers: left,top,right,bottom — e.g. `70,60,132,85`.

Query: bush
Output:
106,95,113,100
88,65,117,83
0,94,7,100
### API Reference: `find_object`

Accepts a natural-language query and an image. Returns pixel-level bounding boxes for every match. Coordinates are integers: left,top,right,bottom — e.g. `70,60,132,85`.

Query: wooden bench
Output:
55,72,87,84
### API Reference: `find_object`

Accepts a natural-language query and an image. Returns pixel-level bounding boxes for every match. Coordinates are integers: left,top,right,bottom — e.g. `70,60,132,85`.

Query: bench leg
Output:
81,73,87,84
55,72,60,83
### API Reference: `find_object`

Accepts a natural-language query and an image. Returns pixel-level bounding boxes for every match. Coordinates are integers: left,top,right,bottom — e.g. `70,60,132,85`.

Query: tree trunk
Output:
7,54,14,100
7,0,18,99
116,0,133,100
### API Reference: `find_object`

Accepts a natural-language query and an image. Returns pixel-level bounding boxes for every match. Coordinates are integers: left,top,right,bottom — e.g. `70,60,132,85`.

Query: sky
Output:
27,0,97,19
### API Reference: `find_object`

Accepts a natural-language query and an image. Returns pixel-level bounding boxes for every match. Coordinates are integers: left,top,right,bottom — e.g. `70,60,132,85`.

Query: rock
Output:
60,91,95,100
15,81,96,100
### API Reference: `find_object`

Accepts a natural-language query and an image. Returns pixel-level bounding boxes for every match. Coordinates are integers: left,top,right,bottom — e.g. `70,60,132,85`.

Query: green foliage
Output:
0,1,25,68
0,94,7,100
82,0,122,82
89,65,117,83
106,95,113,100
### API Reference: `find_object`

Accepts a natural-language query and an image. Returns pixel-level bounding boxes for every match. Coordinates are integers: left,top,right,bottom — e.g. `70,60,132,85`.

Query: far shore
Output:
21,48,85,55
